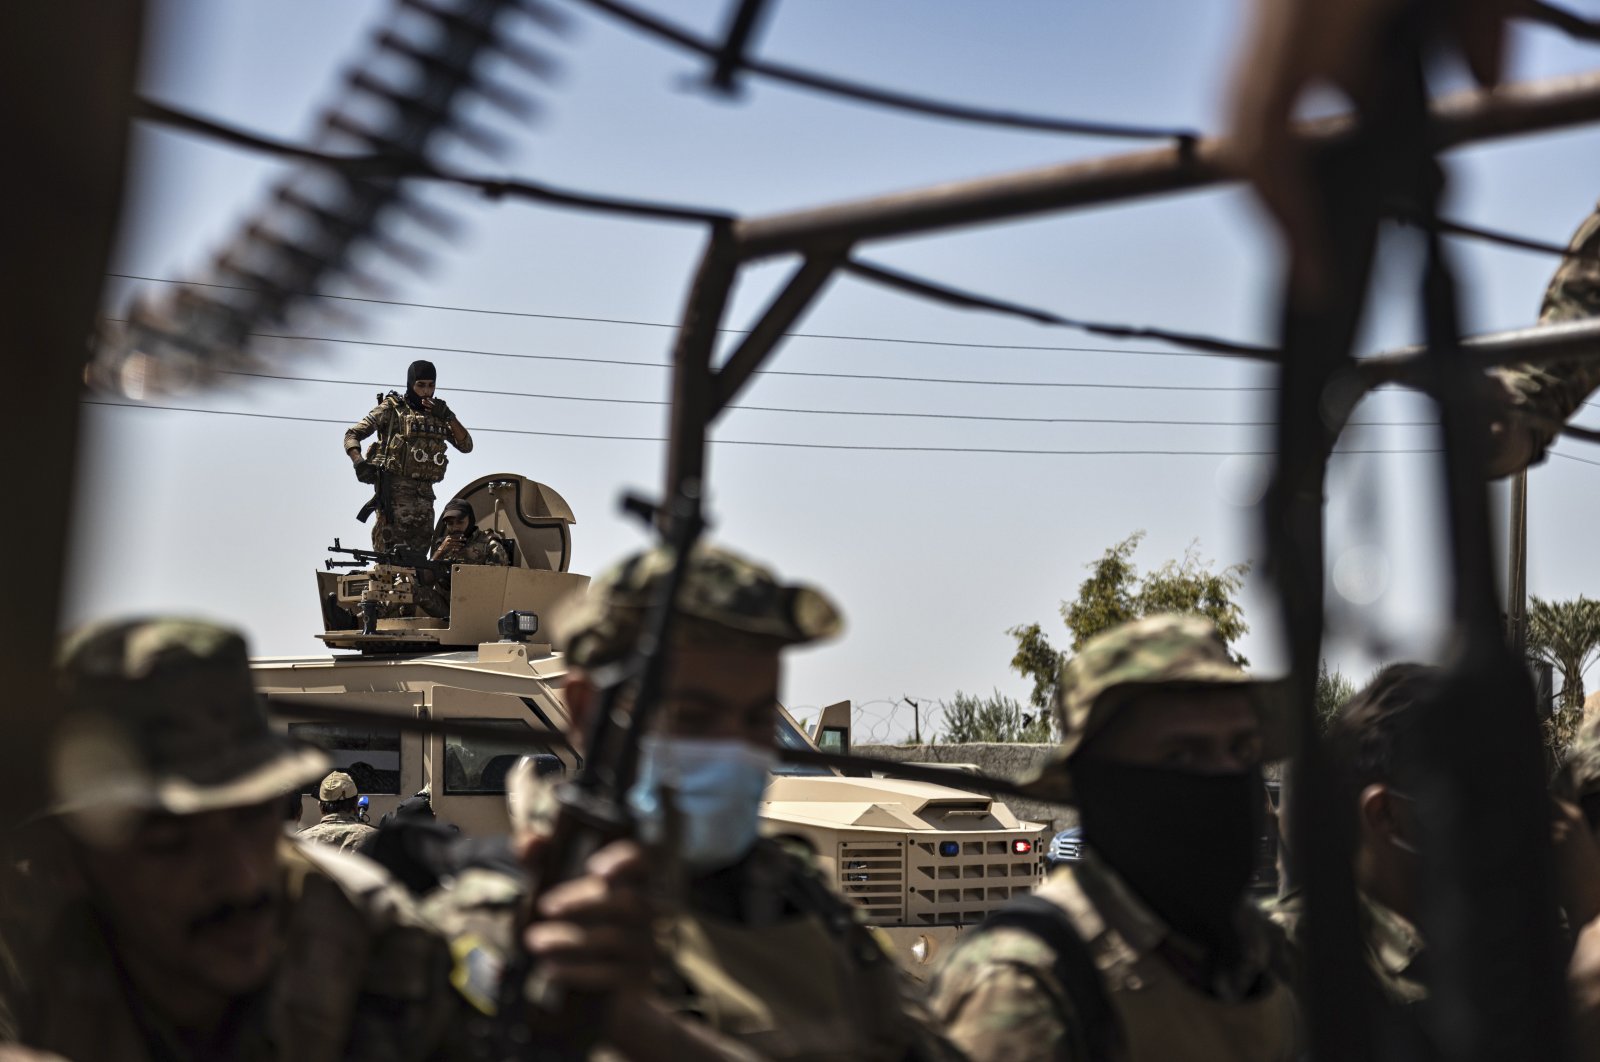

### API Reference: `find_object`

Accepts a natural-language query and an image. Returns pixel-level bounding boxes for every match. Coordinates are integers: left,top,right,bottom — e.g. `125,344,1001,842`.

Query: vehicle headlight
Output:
910,935,935,965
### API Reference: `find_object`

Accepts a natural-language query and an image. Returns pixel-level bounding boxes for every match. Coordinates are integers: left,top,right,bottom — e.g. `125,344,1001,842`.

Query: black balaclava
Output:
440,498,477,536
1071,757,1264,960
406,359,437,409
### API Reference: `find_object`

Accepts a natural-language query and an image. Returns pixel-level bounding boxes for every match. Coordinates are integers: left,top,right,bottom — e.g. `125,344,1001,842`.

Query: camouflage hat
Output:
318,771,359,802
1024,614,1287,802
51,618,328,836
558,543,842,668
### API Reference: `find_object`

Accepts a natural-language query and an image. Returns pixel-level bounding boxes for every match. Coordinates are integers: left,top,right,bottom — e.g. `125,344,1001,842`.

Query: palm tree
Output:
1527,595,1600,747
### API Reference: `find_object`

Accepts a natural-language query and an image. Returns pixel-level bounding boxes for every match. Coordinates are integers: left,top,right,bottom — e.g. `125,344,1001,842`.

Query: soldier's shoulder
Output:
285,836,427,928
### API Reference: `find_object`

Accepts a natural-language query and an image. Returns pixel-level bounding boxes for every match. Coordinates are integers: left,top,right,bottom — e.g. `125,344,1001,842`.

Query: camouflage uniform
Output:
344,393,472,555
428,545,960,1061
300,812,377,854
928,615,1297,1062
412,527,511,618
1265,888,1426,1007
1491,201,1600,472
4,619,487,1062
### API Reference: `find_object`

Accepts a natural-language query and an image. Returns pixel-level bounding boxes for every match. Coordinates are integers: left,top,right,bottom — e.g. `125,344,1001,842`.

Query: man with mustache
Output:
4,617,646,1061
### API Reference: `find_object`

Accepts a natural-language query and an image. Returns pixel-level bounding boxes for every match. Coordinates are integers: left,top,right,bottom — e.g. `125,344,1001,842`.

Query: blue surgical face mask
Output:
628,736,774,872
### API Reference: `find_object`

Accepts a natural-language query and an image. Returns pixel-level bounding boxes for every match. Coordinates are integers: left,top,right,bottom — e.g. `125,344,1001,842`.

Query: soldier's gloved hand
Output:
522,839,656,995
353,459,380,485
431,398,455,422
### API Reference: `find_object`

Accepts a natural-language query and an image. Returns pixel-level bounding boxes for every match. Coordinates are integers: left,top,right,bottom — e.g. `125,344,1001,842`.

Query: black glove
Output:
354,459,380,485
431,398,454,422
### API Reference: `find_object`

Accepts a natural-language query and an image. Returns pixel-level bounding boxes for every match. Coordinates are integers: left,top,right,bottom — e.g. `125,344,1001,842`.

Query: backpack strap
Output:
966,893,1120,1060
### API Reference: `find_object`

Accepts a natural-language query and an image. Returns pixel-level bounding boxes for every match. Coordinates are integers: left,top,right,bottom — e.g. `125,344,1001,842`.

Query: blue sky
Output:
73,1,1600,739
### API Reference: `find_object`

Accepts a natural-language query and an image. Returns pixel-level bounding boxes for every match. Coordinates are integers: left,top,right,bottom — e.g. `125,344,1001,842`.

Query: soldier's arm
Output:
928,936,1090,1062
1486,205,1600,476
344,403,389,463
448,414,473,453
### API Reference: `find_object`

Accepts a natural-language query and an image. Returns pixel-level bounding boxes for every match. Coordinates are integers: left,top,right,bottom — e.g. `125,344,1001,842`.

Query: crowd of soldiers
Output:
5,528,1600,1061
4,0,1600,1056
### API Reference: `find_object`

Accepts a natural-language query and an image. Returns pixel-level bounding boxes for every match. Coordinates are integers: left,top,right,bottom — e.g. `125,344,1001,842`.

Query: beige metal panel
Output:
263,689,423,828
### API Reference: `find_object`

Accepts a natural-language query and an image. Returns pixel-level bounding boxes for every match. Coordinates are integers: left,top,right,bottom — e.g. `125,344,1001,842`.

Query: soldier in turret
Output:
344,359,474,556
412,498,510,618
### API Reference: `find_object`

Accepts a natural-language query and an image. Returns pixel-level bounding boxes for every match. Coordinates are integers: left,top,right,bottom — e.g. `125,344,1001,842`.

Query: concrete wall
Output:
854,742,1077,834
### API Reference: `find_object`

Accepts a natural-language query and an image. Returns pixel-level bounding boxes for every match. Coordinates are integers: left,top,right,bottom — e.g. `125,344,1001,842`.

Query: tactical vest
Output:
1041,868,1300,1062
657,847,933,1062
368,393,451,483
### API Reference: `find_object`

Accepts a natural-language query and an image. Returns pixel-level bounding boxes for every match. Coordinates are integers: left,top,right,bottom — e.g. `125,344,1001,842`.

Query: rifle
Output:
355,467,392,525
325,538,450,575
489,481,707,1060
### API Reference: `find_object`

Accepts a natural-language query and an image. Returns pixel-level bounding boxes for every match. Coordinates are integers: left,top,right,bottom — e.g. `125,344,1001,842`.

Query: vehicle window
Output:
772,714,833,776
445,719,553,795
288,722,402,795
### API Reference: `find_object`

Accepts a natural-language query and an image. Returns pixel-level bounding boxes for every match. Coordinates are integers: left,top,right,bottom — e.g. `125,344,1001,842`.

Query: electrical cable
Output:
138,99,734,226
563,0,1201,143
226,368,1435,427
843,258,1277,361
219,327,1283,390
105,271,1253,360
83,398,1451,456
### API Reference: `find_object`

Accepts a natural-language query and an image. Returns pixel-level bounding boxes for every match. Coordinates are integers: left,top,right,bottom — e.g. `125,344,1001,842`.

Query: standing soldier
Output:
297,770,378,853
928,614,1299,1062
424,543,963,1061
344,359,474,556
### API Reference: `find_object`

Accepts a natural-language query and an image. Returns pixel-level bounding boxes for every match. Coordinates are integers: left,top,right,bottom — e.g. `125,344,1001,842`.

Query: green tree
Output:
1009,532,1251,708
1314,659,1357,735
1528,595,1600,749
938,690,1054,744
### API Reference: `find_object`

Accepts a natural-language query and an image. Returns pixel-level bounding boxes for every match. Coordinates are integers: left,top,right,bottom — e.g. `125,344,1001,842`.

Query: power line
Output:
566,0,1201,143
1551,449,1600,468
138,99,732,227
229,368,1436,427
105,272,1242,359
83,398,1450,456
843,258,1276,361
226,328,1283,390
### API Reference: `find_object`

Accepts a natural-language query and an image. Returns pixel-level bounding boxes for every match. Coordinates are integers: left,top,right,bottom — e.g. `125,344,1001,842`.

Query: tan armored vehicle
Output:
257,473,1046,973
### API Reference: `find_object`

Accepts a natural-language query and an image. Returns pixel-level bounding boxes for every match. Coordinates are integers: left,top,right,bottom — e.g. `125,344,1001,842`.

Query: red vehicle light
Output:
1012,840,1033,855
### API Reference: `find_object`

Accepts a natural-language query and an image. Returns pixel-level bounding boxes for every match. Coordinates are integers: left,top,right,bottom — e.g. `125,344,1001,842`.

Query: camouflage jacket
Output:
420,838,961,1062
13,838,480,1062
929,853,1298,1062
343,393,470,484
431,528,510,568
1264,888,1427,1007
298,812,378,855
1491,201,1600,472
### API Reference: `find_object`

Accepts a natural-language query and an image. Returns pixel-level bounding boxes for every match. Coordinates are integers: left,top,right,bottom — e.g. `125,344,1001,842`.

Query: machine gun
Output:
325,538,450,575
489,482,706,1060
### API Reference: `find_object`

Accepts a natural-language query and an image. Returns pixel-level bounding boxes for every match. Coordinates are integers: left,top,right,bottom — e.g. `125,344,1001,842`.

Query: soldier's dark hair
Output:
1326,663,1444,796
319,795,359,815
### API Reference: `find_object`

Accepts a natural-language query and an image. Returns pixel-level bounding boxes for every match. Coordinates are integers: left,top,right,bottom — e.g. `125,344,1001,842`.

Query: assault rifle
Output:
324,538,450,575
355,466,392,525
490,481,707,1060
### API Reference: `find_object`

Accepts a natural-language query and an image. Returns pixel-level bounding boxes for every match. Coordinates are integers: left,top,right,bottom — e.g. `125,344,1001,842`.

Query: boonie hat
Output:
1023,613,1287,802
319,771,359,803
51,617,328,838
558,542,842,668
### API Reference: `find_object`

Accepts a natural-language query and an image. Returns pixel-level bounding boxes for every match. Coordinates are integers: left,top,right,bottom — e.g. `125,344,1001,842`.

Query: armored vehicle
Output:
256,473,1046,973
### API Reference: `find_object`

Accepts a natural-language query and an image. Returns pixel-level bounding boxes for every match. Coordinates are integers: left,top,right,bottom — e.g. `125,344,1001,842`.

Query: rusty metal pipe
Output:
732,69,1600,261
